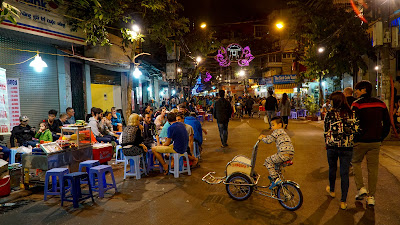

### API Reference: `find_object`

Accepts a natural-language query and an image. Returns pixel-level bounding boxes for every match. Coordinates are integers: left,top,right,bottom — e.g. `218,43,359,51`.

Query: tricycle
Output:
202,140,303,211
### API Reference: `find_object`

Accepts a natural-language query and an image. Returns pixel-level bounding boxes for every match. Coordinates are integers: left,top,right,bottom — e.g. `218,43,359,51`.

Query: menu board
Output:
0,68,11,135
7,78,20,129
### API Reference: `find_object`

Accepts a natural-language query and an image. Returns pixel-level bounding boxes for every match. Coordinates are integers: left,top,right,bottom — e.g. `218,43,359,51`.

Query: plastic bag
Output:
16,146,32,154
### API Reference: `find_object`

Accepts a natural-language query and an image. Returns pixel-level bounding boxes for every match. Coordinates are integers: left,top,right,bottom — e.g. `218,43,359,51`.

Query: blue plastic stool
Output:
193,142,201,159
9,149,24,164
206,114,213,122
168,152,191,178
290,111,298,119
89,165,117,198
146,149,163,174
78,160,100,184
124,155,147,180
44,168,70,201
61,172,94,208
114,145,125,164
196,115,204,122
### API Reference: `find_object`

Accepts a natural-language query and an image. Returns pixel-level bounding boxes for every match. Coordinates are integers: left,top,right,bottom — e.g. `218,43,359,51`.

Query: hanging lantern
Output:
29,54,48,72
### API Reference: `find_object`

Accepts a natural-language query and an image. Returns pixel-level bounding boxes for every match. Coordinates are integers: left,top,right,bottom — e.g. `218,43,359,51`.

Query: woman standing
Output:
324,91,358,210
279,93,291,129
121,114,148,157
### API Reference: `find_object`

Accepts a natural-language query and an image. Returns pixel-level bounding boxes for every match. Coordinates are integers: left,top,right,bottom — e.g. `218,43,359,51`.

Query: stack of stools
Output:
61,172,94,208
79,160,100,184
124,155,147,179
168,152,191,178
146,149,163,174
206,114,213,122
89,165,117,198
44,168,70,201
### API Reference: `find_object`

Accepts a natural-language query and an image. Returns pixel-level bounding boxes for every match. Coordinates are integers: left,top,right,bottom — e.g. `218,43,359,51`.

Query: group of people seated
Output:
86,107,123,143
120,104,207,175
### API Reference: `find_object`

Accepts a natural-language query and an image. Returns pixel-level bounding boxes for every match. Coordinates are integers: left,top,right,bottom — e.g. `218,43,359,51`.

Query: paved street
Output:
1,118,400,225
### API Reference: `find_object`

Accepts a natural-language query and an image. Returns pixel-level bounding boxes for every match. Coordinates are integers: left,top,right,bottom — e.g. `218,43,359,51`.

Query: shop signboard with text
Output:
0,68,11,135
273,74,297,84
1,0,85,44
7,78,20,129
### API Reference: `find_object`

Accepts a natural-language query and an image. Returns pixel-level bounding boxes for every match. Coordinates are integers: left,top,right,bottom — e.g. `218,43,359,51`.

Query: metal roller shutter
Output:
0,34,60,130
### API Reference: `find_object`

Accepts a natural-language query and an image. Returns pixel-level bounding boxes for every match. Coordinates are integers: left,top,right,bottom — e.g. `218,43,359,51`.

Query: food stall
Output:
21,126,93,187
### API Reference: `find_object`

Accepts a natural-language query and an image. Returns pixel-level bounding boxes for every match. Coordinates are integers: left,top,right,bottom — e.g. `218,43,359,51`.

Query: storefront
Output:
273,74,297,98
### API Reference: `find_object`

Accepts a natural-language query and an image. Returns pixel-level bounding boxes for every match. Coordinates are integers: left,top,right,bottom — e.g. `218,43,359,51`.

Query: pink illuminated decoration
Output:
204,72,212,82
350,0,368,23
215,43,254,67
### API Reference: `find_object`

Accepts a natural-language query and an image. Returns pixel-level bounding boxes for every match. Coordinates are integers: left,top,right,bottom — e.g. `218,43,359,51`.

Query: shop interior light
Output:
147,86,152,92
133,67,142,79
172,90,176,95
29,53,47,72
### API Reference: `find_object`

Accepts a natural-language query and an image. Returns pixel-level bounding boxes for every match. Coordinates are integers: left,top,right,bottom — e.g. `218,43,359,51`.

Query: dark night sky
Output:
180,0,285,25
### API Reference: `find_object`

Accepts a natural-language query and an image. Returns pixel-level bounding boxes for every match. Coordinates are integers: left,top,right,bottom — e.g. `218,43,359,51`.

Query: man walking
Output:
213,90,232,148
264,90,278,129
351,80,390,206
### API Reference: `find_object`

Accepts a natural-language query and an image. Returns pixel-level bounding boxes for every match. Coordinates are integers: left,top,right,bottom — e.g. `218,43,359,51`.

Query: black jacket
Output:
264,96,278,111
10,124,35,147
213,98,232,124
346,96,356,107
351,95,391,143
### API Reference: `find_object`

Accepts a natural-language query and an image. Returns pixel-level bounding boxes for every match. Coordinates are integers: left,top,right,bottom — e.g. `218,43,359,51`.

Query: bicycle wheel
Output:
225,173,253,201
277,182,303,211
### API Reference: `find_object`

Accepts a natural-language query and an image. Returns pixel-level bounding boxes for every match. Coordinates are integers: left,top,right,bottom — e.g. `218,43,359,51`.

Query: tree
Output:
0,0,19,24
289,0,375,105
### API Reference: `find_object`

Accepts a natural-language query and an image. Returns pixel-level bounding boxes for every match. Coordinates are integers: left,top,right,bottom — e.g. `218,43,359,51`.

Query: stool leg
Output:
135,157,141,179
174,154,179,178
97,172,105,198
124,159,127,180
51,175,57,192
44,173,50,201
186,154,191,175
141,156,147,176
61,178,66,206
72,178,79,208
109,170,117,192
87,175,95,203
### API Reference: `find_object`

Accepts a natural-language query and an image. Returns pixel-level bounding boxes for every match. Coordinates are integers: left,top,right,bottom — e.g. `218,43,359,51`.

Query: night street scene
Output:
1,0,400,224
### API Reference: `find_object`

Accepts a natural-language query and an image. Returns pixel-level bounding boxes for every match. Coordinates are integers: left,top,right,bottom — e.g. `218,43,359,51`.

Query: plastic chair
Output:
290,111,298,119
89,165,117,198
168,152,191,178
114,145,125,164
196,115,204,122
61,172,94,208
193,142,201,159
124,155,147,179
44,168,70,201
146,149,163,174
78,160,100,184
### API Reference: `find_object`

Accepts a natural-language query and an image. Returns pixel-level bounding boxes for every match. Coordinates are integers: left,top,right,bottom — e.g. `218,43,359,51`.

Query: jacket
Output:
185,116,203,144
351,95,390,143
264,96,278,111
88,117,101,137
35,129,53,142
10,124,35,147
279,100,291,116
324,110,358,148
213,97,232,124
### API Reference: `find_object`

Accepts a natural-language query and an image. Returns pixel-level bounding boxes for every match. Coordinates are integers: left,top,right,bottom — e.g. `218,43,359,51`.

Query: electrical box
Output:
373,22,383,46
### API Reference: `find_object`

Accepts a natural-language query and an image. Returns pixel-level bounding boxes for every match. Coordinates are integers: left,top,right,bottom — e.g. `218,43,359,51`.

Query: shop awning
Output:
274,83,297,94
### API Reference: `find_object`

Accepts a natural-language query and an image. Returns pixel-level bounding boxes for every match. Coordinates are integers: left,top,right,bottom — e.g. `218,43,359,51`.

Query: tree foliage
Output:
289,0,375,81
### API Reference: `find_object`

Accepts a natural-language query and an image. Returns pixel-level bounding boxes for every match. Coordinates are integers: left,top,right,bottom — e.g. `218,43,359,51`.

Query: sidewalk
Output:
307,120,400,181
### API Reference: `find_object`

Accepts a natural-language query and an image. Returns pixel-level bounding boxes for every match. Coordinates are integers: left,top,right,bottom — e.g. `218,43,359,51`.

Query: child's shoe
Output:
269,178,282,190
326,185,335,198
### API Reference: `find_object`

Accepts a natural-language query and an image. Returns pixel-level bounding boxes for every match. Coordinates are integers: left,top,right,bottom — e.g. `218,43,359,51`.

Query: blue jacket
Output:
184,116,203,145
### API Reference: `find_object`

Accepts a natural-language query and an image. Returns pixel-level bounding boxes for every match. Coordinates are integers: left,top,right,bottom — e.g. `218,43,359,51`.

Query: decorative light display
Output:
215,43,254,67
350,0,368,23
204,72,212,82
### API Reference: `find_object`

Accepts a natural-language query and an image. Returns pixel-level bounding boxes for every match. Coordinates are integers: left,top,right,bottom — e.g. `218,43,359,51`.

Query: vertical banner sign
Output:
7,78,20,129
0,68,11,135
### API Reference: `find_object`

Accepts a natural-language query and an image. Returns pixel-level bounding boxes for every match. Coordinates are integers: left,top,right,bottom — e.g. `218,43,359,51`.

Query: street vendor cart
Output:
21,126,93,188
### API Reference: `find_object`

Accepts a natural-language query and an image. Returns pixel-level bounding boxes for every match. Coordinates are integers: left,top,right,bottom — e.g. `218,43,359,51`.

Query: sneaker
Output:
326,186,336,198
269,178,282,190
340,202,347,210
366,196,375,206
355,187,368,200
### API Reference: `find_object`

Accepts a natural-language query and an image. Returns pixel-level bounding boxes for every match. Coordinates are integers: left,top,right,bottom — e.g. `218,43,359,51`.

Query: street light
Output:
29,53,47,72
374,66,379,71
200,23,207,29
133,67,142,79
276,22,284,29
177,68,182,73
239,70,245,77
196,56,202,64
318,47,325,53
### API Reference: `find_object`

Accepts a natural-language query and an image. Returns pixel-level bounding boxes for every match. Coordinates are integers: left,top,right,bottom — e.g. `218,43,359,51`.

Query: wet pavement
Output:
0,118,400,225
